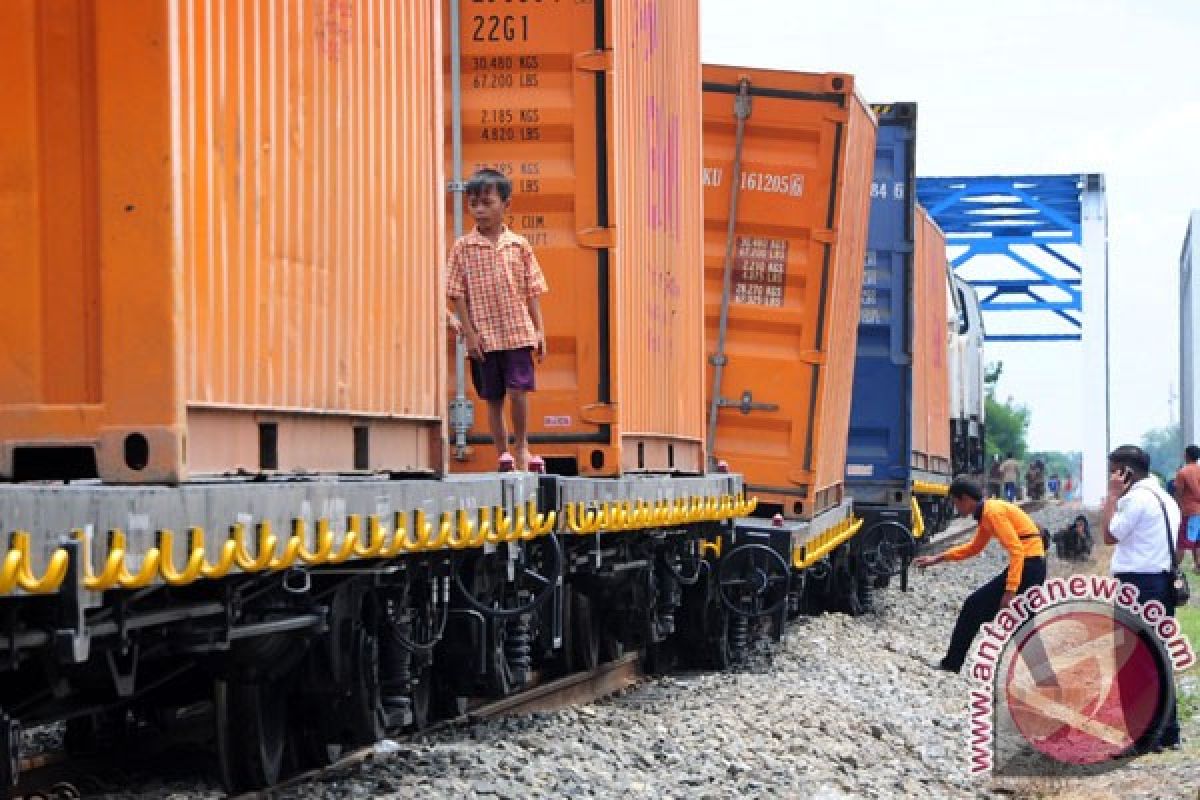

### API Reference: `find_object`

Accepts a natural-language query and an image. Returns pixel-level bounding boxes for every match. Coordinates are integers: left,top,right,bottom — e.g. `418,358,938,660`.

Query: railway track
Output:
10,654,645,800
237,653,644,799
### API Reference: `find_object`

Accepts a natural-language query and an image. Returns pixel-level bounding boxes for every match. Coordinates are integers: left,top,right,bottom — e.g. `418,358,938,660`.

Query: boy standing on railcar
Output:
447,169,548,472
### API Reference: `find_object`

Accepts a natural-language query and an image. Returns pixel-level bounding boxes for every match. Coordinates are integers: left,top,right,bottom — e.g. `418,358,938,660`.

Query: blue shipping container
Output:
845,103,916,509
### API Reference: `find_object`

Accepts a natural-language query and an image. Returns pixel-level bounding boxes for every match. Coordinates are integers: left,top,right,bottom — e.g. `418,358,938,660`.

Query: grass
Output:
1180,603,1200,665
1178,601,1200,725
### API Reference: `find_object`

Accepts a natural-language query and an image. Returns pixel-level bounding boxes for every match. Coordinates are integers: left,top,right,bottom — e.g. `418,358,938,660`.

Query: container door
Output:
702,69,860,518
845,105,916,501
446,1,610,472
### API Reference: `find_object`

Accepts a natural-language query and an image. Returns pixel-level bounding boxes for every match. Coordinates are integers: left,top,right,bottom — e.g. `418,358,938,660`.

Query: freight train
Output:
0,1,983,794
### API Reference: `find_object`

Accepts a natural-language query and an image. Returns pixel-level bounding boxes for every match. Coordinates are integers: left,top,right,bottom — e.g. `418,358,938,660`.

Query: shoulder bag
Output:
1148,490,1191,607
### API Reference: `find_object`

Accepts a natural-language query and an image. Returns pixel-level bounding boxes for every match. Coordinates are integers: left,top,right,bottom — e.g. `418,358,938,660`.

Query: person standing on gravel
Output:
914,477,1047,673
1104,444,1182,750
999,453,1022,502
1172,444,1200,572
987,456,1004,498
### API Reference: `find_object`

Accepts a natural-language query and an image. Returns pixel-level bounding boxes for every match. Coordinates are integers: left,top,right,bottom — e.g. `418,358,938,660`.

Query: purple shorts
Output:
477,347,536,401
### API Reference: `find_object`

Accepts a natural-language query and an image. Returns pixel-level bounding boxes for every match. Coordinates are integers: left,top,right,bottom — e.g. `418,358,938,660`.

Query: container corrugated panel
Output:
1183,212,1200,449
911,206,951,474
844,103,917,506
611,0,706,472
445,0,705,476
702,67,876,519
0,0,446,483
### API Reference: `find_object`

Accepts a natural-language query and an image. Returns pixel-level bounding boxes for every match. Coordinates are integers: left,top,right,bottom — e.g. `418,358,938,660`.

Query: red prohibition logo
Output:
1000,604,1170,765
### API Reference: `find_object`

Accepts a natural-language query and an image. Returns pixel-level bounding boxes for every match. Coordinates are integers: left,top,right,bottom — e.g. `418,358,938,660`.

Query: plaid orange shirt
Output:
446,227,548,353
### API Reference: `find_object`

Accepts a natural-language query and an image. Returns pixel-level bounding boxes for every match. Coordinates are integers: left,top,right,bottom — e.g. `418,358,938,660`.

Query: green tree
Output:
1140,424,1182,479
983,361,1031,460
986,394,1031,460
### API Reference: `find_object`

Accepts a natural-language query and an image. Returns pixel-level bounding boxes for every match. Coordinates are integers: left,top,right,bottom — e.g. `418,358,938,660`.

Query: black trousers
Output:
1114,571,1180,748
943,556,1047,671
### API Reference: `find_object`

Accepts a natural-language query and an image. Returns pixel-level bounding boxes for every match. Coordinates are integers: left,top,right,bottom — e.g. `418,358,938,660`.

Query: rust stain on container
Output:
702,66,876,519
0,0,446,482
912,206,952,474
445,0,704,476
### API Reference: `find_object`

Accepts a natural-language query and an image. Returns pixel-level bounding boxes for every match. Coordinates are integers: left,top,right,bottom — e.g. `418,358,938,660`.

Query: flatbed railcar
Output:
0,471,754,793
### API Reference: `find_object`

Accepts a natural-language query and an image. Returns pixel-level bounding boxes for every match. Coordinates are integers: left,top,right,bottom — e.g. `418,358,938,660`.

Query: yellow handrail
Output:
233,523,278,572
325,519,361,564
912,480,949,497
0,546,22,594
158,529,206,586
10,532,70,594
911,496,926,539
297,519,335,565
792,517,865,570
74,528,125,592
352,515,389,559
110,530,161,590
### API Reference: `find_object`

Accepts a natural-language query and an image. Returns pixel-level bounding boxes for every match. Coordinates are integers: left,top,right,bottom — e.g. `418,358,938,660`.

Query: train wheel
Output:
830,552,867,617
600,627,625,664
0,712,17,799
487,621,514,698
433,669,470,720
707,596,733,670
215,679,287,792
572,591,601,672
640,568,677,675
343,621,388,746
288,712,344,772
553,586,575,675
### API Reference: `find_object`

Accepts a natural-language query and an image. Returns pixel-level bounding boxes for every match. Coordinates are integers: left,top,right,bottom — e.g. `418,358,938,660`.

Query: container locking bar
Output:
705,79,753,468
716,390,778,416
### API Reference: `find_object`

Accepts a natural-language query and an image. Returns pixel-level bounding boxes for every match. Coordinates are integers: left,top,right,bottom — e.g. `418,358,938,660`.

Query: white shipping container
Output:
1182,211,1200,448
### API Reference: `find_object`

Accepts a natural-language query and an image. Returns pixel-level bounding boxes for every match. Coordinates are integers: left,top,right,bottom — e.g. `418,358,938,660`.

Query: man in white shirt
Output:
1103,444,1182,750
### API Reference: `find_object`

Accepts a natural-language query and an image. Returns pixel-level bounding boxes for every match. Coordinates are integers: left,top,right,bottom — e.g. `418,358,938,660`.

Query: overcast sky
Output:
702,0,1200,454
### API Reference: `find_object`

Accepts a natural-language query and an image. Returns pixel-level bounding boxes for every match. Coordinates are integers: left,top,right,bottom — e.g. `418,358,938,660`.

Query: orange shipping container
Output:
702,67,876,519
912,206,952,474
444,0,705,476
0,0,446,483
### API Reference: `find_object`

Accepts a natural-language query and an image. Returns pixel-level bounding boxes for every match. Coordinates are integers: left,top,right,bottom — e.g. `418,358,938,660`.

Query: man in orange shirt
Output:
915,477,1047,672
1174,445,1200,571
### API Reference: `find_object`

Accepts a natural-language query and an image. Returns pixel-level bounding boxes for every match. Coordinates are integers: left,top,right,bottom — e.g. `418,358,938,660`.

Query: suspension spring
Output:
729,613,750,659
380,602,415,713
505,615,532,685
657,606,676,638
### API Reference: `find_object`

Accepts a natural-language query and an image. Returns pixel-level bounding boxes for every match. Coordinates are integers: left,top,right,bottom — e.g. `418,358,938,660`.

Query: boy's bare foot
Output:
528,455,545,474
498,453,515,473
